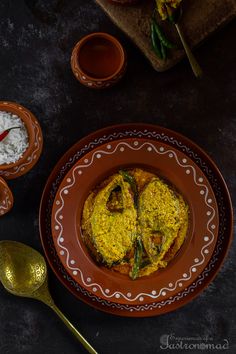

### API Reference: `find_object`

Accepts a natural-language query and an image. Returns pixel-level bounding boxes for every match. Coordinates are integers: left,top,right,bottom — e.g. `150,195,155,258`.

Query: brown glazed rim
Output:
71,32,126,81
39,123,233,317
0,101,36,170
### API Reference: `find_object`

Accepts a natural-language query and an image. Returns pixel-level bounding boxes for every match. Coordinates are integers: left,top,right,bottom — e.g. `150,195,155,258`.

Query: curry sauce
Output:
81,168,189,279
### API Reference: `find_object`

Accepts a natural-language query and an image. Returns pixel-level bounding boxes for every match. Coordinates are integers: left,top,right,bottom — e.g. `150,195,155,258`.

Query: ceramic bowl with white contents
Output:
0,101,43,180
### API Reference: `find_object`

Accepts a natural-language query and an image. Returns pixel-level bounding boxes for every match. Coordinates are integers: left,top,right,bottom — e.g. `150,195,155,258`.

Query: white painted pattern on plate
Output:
53,140,217,302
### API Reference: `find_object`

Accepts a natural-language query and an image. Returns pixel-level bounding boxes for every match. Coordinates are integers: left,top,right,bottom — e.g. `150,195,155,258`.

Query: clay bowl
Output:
71,32,126,89
0,177,13,216
0,101,43,180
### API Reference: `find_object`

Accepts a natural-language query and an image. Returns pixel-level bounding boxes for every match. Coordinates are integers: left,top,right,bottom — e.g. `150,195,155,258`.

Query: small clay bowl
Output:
0,101,43,180
71,32,127,89
0,177,13,216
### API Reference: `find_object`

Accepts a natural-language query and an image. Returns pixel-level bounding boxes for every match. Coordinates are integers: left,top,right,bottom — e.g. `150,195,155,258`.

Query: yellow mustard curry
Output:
81,168,188,279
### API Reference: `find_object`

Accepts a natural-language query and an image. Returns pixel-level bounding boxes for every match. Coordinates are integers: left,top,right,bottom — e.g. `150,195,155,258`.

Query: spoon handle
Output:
50,303,98,354
175,23,203,78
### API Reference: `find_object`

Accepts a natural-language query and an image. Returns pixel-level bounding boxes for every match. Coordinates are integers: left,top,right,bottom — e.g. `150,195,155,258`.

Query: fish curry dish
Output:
81,168,189,279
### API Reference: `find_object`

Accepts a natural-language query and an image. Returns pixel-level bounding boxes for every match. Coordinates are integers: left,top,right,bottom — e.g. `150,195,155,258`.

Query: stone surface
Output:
0,1,235,353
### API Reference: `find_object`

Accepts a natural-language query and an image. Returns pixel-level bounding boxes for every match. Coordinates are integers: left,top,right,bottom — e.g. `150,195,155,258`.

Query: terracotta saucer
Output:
51,138,219,305
0,101,43,180
39,124,233,317
0,177,13,216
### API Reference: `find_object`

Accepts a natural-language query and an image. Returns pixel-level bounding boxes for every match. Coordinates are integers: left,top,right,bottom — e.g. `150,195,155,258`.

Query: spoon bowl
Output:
0,240,98,354
0,241,46,295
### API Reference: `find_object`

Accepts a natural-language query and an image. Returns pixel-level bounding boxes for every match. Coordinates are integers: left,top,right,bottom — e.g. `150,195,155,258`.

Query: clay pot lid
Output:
71,32,126,87
0,177,13,216
0,101,43,180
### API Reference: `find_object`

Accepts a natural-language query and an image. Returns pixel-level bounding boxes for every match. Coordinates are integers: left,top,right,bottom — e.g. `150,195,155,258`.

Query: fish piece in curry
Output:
81,168,189,279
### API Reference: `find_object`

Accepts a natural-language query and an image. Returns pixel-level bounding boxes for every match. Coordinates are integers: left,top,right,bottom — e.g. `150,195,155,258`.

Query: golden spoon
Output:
165,4,203,78
0,240,98,354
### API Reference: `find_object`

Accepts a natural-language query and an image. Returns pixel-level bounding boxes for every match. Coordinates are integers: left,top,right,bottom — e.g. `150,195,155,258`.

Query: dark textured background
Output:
0,1,235,353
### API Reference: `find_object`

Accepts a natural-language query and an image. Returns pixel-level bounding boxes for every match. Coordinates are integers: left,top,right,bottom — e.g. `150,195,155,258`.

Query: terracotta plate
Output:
39,124,233,316
51,138,219,305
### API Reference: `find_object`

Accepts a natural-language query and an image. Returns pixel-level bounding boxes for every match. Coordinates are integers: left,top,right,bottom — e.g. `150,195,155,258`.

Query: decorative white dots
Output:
115,293,120,298
198,177,203,182
120,147,125,152
84,159,89,163
107,144,112,149
159,147,164,152
186,169,190,174
59,250,64,256
96,153,101,159
92,287,97,292
147,146,152,152
192,267,197,272
70,260,75,265
169,153,173,158
55,200,60,206
207,211,211,216
134,141,139,146
87,277,91,283
66,178,71,183
182,158,187,163
179,283,183,287
204,249,209,254
127,292,132,298
72,270,78,276
211,224,216,230
208,198,212,203
59,215,63,220
105,289,110,294
200,190,205,195
183,273,188,278
204,236,209,242
64,189,69,195
151,290,156,295
60,237,64,242
194,258,199,263
161,291,166,296
139,296,144,302
169,283,173,287
55,225,59,230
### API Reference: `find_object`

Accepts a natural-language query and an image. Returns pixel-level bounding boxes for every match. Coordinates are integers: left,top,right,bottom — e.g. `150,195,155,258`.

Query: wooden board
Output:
95,0,236,71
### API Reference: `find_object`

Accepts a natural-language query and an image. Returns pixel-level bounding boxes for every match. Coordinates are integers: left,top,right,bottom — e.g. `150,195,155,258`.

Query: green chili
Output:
131,237,143,280
120,170,139,209
160,41,167,61
153,17,175,49
151,20,163,59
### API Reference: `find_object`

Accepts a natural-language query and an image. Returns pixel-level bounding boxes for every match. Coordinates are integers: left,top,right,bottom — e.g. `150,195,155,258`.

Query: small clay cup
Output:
71,32,127,89
0,101,43,180
0,177,13,216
